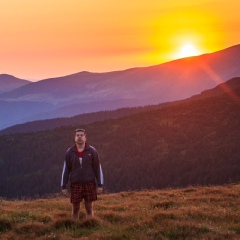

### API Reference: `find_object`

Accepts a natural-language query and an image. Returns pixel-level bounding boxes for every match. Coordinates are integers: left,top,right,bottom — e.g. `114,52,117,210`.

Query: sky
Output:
0,0,240,81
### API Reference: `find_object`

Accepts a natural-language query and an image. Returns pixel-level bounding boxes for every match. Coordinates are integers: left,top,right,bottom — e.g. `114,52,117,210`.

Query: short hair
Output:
75,128,86,134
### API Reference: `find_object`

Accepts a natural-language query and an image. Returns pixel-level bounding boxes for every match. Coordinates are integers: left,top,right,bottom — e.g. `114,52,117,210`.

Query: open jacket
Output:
61,143,103,189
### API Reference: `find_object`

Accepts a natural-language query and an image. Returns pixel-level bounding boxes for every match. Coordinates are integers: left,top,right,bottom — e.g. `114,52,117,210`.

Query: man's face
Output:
75,131,86,145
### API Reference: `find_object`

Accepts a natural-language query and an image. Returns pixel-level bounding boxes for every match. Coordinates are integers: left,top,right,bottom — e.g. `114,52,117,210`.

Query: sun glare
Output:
178,44,200,58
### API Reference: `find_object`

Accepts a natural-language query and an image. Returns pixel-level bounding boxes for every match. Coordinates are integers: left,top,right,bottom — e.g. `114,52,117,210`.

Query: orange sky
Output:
0,0,240,81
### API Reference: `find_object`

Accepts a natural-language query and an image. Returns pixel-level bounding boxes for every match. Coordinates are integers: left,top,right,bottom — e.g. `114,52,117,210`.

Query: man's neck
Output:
76,142,85,151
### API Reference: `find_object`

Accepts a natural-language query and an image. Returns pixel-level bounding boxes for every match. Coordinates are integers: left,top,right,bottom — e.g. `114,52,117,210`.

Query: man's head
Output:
75,129,87,145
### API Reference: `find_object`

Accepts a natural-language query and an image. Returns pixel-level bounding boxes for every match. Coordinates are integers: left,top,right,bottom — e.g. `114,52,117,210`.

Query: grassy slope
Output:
0,184,239,240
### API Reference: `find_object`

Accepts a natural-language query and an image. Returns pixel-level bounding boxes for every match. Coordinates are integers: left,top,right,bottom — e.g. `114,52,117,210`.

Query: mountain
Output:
2,77,240,135
17,98,146,123
0,106,150,135
0,44,240,130
0,74,30,94
0,78,239,198
190,76,240,100
0,100,55,130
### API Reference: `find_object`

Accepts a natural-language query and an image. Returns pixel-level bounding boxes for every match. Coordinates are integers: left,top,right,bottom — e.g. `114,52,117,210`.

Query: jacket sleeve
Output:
61,150,71,189
92,148,104,187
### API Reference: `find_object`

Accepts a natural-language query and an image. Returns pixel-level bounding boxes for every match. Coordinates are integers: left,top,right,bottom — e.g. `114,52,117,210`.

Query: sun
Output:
178,43,200,59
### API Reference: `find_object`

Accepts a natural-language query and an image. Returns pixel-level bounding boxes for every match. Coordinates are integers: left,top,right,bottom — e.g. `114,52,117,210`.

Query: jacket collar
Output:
71,142,90,152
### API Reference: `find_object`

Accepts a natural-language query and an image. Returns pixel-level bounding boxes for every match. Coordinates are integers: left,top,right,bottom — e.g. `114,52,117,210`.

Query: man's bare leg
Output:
85,201,93,217
72,203,80,219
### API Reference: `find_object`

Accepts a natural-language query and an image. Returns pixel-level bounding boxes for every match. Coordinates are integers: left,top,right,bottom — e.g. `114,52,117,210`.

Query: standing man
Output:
61,128,104,219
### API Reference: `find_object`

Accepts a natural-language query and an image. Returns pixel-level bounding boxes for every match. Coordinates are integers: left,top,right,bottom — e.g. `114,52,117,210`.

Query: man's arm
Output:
61,151,71,193
92,148,104,189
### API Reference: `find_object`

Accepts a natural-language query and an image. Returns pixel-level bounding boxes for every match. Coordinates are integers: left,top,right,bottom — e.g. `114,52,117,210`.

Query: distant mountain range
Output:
0,74,30,94
0,77,239,198
1,77,240,135
0,44,240,130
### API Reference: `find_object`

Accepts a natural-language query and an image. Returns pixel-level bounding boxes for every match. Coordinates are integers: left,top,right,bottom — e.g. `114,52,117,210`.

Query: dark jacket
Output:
61,143,103,189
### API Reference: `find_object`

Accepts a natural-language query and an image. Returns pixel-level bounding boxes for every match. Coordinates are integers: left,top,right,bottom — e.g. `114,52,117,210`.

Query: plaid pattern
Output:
71,181,97,203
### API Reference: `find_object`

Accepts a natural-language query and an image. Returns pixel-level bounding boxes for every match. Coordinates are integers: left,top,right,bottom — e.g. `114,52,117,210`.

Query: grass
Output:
0,183,239,239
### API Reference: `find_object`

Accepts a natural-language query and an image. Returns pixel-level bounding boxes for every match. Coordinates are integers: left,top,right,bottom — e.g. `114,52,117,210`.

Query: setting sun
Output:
0,0,240,80
177,44,201,59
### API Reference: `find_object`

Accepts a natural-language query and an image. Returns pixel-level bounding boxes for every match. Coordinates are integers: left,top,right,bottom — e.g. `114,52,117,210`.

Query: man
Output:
61,128,104,219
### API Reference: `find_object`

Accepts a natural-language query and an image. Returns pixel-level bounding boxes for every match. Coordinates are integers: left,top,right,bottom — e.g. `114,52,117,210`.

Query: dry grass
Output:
0,183,239,239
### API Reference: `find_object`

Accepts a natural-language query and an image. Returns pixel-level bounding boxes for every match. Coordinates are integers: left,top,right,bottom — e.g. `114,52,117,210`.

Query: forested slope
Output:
0,81,240,198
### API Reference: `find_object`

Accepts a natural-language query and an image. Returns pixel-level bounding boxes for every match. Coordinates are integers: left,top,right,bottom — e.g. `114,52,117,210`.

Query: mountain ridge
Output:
0,74,31,94
0,44,240,130
1,77,239,135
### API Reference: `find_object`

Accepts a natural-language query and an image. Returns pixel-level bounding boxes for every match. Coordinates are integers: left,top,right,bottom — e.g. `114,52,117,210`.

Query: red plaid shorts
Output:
71,181,97,204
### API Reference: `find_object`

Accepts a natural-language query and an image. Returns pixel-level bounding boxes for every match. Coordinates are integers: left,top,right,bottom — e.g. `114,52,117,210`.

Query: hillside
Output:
0,80,239,198
2,45,240,103
1,77,239,135
0,102,175,135
0,184,239,240
0,44,240,129
0,100,55,130
0,74,30,94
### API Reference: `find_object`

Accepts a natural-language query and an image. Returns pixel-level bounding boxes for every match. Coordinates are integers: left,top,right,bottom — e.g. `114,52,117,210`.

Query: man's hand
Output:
62,189,68,196
97,187,103,194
